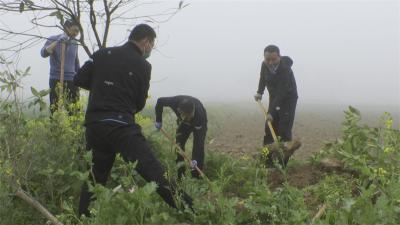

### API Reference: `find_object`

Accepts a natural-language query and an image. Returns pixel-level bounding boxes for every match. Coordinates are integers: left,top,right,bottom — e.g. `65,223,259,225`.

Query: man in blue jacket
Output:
254,45,298,147
40,20,80,114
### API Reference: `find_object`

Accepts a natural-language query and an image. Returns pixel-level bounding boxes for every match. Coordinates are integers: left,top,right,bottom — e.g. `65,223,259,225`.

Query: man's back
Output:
155,95,207,127
81,42,151,124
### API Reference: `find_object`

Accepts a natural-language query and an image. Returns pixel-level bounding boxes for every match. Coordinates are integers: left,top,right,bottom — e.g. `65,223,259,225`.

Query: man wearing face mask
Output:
40,19,81,114
73,24,193,217
155,96,208,179
254,45,298,147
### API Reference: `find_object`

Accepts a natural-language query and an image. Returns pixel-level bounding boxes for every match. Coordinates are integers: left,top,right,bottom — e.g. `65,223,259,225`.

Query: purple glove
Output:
154,122,162,130
190,160,197,170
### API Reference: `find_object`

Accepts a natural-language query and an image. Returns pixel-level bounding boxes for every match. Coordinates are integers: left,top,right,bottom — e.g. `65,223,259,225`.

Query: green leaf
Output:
39,102,47,111
24,66,31,75
31,86,39,96
39,89,51,96
348,106,360,116
49,11,59,17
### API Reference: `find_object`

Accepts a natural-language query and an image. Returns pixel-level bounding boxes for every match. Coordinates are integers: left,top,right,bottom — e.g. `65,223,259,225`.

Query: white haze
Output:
1,0,399,110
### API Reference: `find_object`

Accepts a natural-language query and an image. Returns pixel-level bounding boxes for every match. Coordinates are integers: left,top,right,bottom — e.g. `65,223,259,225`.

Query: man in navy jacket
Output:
254,45,298,146
155,96,207,179
74,24,193,217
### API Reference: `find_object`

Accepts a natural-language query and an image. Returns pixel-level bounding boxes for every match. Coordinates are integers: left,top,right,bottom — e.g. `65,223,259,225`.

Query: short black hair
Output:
129,24,156,42
264,45,280,55
178,99,195,114
63,19,79,28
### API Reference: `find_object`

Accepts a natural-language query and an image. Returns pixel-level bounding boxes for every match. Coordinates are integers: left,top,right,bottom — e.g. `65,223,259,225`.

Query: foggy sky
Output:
2,0,399,107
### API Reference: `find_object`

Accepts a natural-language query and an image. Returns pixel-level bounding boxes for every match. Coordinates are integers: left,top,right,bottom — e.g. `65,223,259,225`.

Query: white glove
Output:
266,113,273,122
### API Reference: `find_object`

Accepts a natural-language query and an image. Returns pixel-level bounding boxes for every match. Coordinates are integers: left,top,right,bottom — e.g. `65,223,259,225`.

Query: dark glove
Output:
254,93,262,101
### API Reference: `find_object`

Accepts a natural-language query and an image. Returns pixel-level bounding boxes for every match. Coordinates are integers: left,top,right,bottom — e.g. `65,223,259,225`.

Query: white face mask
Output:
143,51,151,59
143,40,153,59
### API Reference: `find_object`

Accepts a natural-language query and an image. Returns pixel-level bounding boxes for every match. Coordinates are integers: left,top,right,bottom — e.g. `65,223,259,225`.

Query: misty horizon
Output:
1,0,399,108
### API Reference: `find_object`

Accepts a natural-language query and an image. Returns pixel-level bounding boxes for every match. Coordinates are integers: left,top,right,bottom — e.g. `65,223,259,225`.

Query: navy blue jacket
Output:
155,95,207,130
257,56,298,118
74,41,151,125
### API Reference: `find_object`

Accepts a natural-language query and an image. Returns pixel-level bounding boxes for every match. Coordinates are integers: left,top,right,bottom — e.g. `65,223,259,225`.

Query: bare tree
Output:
0,0,188,59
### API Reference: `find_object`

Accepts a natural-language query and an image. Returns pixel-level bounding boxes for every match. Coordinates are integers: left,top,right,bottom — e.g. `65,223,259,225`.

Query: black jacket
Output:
155,96,207,129
74,41,151,124
257,56,298,117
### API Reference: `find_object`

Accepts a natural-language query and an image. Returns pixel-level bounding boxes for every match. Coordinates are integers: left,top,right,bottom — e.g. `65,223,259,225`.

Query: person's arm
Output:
155,97,177,123
73,58,94,90
193,104,207,130
192,126,206,168
136,63,152,112
40,38,57,58
257,62,267,95
75,50,80,74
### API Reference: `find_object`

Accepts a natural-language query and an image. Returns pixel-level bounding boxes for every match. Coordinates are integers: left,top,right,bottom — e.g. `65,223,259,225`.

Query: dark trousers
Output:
264,98,297,145
78,122,193,217
176,123,207,178
49,79,79,114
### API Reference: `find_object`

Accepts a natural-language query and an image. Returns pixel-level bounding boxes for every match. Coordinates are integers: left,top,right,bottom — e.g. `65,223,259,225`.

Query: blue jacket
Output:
41,34,79,81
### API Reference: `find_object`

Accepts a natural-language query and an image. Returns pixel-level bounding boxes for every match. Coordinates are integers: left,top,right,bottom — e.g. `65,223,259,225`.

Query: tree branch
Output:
102,0,111,48
88,0,102,49
15,189,64,225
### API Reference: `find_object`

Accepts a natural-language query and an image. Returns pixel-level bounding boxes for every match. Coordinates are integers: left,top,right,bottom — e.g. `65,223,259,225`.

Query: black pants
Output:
78,122,193,217
49,79,79,114
264,98,297,145
176,123,207,178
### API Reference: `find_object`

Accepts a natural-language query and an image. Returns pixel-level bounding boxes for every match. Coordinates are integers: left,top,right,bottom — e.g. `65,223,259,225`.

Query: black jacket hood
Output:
281,56,293,68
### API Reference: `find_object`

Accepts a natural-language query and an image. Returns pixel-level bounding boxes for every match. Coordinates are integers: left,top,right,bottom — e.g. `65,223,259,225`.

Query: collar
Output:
125,41,143,55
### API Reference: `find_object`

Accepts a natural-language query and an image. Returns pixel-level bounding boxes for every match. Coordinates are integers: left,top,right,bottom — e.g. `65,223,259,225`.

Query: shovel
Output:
159,128,212,186
257,100,278,142
54,41,66,112
256,100,301,167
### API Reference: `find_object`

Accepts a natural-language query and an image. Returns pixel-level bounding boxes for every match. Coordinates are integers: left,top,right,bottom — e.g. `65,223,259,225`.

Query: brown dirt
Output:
267,164,324,189
201,102,397,196
207,103,344,161
206,102,395,161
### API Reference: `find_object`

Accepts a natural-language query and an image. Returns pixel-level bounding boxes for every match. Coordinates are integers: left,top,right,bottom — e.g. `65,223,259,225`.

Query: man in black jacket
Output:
74,24,193,217
254,45,298,146
154,96,207,179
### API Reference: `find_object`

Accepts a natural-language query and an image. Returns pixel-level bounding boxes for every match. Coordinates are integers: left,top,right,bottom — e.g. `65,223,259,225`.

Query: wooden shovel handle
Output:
160,128,211,186
257,100,278,142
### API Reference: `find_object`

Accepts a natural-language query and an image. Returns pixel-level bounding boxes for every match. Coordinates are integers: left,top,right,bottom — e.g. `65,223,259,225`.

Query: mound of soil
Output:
267,164,324,189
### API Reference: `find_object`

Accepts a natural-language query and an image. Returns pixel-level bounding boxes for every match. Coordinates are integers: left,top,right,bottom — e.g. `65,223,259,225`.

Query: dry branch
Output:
15,188,64,225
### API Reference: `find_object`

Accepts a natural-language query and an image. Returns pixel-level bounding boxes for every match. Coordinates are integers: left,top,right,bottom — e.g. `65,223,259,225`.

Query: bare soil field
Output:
206,102,399,161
